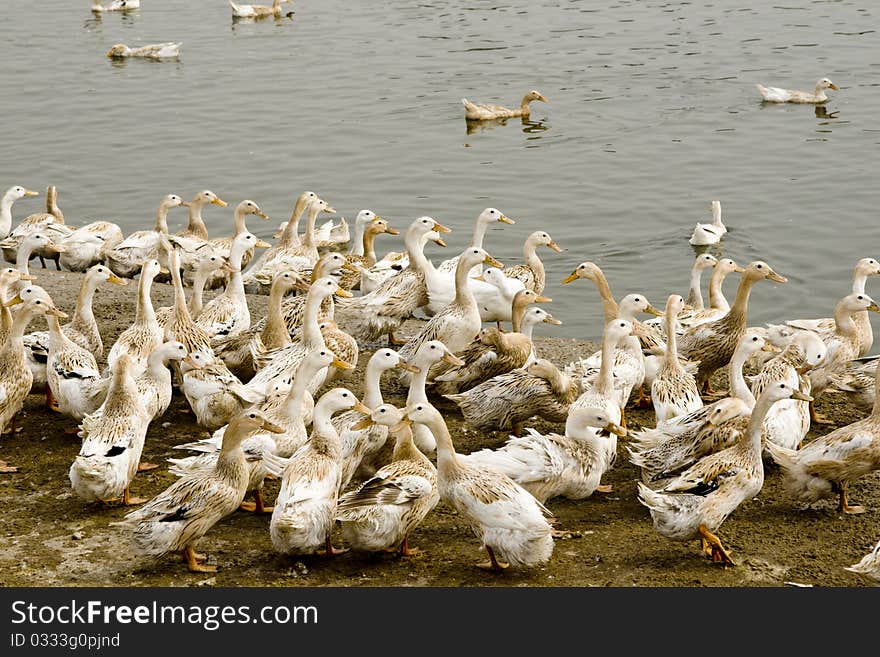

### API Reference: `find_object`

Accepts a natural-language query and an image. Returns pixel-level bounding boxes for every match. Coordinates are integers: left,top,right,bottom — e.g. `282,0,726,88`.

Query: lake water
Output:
2,0,878,341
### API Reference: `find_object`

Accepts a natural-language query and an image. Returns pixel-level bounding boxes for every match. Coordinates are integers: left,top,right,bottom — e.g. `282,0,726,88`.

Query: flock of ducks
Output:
0,181,878,583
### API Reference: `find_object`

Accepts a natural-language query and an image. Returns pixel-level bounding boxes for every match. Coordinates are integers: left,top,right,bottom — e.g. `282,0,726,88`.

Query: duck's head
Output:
181,348,211,372
605,318,636,344
838,292,880,316
717,257,745,276
693,253,718,272
394,401,440,432
528,230,562,253
368,218,399,236
818,77,839,91
525,90,548,103
3,186,39,202
665,294,686,317
23,232,64,254
161,194,189,210
706,397,751,426
87,264,127,287
226,410,286,446
526,358,561,381
791,330,828,370
140,258,166,280
312,251,352,282
415,339,464,369
355,209,379,228
0,267,34,288
237,199,267,219
522,306,562,327
566,407,626,438
191,190,227,208
194,248,231,275
368,347,420,374
308,197,336,215
855,257,880,278
4,295,67,320
156,340,188,365
736,330,777,359
412,216,452,241
460,246,503,270
618,293,663,319
271,270,306,294
311,275,352,300
316,387,371,417
562,261,603,285
477,207,515,226
106,44,131,58
352,403,404,431
744,260,787,283
13,283,51,304
760,380,814,405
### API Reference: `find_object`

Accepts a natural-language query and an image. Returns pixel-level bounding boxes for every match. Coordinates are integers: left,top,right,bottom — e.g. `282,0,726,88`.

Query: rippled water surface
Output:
2,0,878,339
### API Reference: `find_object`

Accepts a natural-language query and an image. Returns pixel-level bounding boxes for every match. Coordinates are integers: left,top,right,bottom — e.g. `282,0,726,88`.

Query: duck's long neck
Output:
850,271,872,347
0,192,16,237
103,363,140,416
708,267,731,312
231,207,249,237
405,227,432,277
262,282,291,350
520,94,533,113
746,392,776,454
725,274,759,326
729,346,757,408
279,197,309,248
187,270,210,318
362,359,387,410
686,264,705,310
70,275,98,335
596,329,617,396
46,314,75,352
6,306,38,349
16,242,36,275
390,425,428,465
145,348,170,382
155,203,171,234
185,201,209,239
471,219,490,250
511,300,530,333
833,301,859,340
219,244,247,304
45,187,62,224
362,229,379,265
813,83,827,101
523,240,545,293
134,272,157,328
663,307,679,365
283,361,315,421
310,405,342,458
425,415,459,475
453,256,476,307
0,280,13,337
592,271,619,325
301,203,321,248
302,290,328,349
712,202,723,228
170,253,194,322
350,221,367,257
406,359,432,406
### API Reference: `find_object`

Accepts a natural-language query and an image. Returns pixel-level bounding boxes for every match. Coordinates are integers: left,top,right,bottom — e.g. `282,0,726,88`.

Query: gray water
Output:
2,0,878,340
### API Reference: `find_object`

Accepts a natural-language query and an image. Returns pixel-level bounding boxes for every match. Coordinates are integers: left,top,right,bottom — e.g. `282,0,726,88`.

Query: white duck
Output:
435,207,514,275
401,401,554,571
461,406,627,505
69,355,152,505
688,200,726,246
106,258,166,378
229,0,289,18
92,0,139,11
651,294,703,424
398,246,503,384
0,185,39,240
757,77,839,103
194,232,270,340
336,403,439,556
462,90,548,121
58,221,124,272
268,388,371,556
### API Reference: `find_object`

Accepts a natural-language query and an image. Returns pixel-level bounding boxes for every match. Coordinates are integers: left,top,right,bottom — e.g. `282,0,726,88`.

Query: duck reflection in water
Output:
465,116,549,136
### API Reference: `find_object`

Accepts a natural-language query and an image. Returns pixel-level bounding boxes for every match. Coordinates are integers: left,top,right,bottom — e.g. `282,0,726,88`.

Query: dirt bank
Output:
1,269,878,587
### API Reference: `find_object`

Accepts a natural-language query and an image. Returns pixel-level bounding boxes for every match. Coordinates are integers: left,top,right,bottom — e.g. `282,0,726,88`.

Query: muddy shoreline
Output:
1,268,878,587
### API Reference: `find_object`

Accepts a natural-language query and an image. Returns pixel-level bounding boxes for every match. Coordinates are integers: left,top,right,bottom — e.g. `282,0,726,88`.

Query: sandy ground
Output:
1,268,878,588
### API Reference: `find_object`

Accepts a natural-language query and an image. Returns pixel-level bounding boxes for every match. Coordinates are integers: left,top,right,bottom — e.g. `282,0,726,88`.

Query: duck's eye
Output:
249,413,257,419
342,392,348,397
757,264,763,269
858,296,864,300
430,345,436,349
